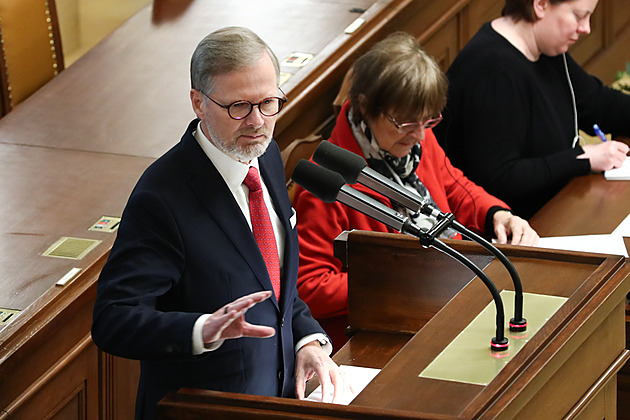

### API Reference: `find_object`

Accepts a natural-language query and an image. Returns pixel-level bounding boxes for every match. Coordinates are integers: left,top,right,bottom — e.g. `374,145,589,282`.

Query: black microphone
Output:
312,140,526,332
313,140,435,216
291,159,509,351
291,160,421,237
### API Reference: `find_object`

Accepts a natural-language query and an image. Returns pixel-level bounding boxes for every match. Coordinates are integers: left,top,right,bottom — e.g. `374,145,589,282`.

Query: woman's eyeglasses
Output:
386,113,443,134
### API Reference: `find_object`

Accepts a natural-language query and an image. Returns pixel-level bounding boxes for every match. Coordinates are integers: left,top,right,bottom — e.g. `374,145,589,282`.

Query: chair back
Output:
281,134,323,204
332,66,353,116
0,0,64,116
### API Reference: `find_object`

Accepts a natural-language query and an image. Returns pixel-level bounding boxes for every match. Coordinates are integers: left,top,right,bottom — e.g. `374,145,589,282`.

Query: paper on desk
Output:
605,156,630,180
305,365,381,405
537,234,628,257
612,212,630,236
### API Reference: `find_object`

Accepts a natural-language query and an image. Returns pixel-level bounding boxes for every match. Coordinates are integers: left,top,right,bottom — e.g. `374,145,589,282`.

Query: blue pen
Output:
593,124,607,142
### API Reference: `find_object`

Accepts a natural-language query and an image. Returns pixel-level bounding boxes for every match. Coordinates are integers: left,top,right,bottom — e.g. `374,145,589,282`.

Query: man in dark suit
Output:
91,27,344,419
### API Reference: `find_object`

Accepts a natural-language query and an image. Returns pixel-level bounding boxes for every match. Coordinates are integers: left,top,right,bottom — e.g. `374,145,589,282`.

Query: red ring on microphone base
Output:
509,318,528,332
490,337,509,352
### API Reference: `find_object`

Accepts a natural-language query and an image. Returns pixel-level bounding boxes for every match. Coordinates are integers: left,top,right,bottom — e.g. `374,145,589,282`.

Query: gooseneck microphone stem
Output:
292,159,509,350
429,238,507,348
451,221,526,331
338,190,509,349
312,140,526,332
412,211,507,348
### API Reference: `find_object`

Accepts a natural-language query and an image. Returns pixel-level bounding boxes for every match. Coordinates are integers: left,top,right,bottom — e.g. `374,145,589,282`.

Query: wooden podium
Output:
158,231,630,419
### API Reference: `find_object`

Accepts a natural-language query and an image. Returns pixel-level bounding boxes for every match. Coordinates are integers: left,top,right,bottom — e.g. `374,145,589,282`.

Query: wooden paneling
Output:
570,0,605,65
572,0,630,85
464,0,504,45
619,311,630,417
1,0,630,418
529,174,630,237
275,0,630,150
529,173,630,420
7,337,98,420
99,354,139,420
610,0,630,38
422,16,460,72
0,253,104,419
0,250,139,419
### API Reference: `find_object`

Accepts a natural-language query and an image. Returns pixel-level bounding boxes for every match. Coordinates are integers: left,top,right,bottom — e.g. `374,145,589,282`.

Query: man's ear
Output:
190,89,205,119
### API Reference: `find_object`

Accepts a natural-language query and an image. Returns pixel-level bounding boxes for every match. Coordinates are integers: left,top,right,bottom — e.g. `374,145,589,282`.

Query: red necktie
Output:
243,167,281,300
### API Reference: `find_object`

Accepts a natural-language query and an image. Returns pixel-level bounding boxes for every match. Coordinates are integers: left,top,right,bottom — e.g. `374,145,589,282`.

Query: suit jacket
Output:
92,119,324,420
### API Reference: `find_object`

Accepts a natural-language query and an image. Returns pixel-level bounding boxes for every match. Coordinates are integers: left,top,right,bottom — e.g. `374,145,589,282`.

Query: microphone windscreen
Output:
291,160,345,203
312,141,367,184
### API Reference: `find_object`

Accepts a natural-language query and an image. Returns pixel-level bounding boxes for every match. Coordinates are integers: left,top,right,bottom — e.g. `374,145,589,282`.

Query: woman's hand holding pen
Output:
579,140,629,172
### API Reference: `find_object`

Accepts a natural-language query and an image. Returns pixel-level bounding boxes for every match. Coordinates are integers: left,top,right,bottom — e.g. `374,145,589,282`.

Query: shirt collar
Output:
194,121,259,192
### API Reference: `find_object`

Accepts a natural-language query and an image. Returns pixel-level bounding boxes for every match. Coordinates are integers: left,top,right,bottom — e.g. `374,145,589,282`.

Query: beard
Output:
205,123,272,163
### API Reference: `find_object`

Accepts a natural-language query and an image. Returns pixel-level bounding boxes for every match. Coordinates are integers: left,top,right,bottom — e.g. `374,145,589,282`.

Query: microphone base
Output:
509,318,528,332
490,336,509,352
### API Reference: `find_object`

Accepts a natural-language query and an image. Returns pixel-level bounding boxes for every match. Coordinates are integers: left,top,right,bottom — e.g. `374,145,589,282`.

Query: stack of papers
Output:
605,156,630,180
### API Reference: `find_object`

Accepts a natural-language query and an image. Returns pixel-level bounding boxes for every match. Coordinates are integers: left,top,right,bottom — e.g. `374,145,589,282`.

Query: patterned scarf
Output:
349,110,456,238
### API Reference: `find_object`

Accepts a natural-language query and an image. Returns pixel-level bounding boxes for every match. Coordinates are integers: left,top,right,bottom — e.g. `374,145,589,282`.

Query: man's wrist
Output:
192,314,224,354
295,333,332,355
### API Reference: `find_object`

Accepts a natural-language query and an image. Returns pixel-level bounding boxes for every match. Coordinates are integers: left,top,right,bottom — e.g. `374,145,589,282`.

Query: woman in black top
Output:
435,0,629,219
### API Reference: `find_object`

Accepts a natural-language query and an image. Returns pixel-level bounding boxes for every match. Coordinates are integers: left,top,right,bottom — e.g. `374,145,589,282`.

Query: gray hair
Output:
349,32,447,126
190,26,280,94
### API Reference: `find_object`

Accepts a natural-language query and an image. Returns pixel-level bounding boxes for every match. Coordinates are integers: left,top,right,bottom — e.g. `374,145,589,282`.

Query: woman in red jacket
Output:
293,32,538,349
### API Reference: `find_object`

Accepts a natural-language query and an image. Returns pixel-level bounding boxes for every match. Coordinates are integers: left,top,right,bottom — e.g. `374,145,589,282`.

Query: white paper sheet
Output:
537,234,628,257
605,156,630,180
305,365,381,405
612,212,630,236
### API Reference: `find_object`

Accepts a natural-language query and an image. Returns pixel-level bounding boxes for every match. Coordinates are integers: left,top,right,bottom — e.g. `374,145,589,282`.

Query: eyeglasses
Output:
386,113,443,134
199,88,287,120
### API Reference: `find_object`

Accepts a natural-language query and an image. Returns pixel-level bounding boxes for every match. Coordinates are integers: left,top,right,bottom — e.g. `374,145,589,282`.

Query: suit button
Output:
277,370,283,380
281,317,285,327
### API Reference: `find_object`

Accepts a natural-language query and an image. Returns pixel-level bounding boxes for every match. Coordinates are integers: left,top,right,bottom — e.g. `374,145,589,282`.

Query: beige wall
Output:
56,0,150,65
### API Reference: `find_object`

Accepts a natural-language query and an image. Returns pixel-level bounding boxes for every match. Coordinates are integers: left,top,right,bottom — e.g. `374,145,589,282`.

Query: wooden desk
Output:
529,173,630,419
0,0,375,158
159,233,630,419
0,143,153,309
529,173,630,237
0,144,152,419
